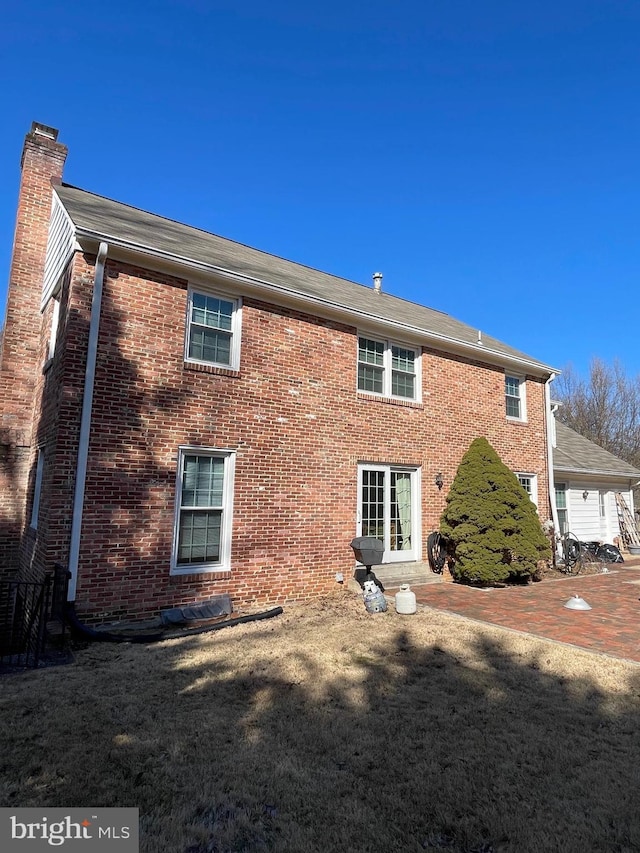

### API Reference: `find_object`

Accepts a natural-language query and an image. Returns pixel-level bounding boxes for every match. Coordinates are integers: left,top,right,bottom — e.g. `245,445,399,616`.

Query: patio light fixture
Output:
582,490,589,501
564,595,592,611
435,472,444,490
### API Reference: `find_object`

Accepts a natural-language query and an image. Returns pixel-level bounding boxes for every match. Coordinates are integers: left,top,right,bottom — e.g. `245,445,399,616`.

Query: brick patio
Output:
398,561,640,663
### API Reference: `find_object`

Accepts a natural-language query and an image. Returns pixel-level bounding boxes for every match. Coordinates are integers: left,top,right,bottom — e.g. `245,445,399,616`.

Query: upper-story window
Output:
47,295,61,362
185,288,241,369
505,374,526,421
43,275,66,370
357,336,419,401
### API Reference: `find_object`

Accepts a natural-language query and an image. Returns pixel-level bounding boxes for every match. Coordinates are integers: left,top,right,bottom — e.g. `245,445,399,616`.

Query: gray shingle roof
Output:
554,420,640,478
56,183,557,374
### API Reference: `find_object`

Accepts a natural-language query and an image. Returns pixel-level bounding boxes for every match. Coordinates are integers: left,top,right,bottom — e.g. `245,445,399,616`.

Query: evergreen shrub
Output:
440,437,551,584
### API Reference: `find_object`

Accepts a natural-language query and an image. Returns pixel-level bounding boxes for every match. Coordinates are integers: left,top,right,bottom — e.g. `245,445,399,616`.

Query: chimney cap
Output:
372,271,383,292
30,122,59,141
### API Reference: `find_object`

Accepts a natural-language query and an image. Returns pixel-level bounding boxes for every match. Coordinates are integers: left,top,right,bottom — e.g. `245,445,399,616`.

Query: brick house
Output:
0,123,559,624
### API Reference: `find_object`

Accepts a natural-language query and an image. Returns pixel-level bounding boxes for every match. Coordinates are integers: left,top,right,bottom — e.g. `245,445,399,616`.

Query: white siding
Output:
42,193,76,307
564,483,634,543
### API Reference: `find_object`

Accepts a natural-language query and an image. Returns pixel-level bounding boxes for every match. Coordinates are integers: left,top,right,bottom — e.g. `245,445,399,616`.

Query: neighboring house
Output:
0,123,560,624
552,419,640,546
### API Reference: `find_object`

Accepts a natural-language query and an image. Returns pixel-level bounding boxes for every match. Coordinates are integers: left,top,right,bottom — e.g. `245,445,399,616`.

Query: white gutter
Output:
554,467,640,480
545,374,561,552
67,242,108,600
72,226,559,379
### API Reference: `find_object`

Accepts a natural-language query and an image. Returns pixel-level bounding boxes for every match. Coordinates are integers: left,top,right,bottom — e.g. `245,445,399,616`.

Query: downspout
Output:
544,373,561,555
67,242,108,600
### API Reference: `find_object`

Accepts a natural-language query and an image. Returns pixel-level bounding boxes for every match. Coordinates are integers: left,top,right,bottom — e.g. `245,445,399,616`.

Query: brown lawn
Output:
2,592,640,852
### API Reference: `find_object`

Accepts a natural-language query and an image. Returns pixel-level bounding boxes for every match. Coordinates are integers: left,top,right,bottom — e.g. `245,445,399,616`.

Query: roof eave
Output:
553,465,640,480
73,226,559,378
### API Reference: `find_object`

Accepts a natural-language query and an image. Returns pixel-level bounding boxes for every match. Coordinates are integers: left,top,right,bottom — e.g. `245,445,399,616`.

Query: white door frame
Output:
356,464,421,563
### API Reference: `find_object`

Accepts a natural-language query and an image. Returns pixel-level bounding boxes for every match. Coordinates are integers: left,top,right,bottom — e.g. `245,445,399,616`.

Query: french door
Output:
357,465,420,562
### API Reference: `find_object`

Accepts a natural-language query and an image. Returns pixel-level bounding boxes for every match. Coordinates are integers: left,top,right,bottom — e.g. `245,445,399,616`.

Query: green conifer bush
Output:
440,437,551,584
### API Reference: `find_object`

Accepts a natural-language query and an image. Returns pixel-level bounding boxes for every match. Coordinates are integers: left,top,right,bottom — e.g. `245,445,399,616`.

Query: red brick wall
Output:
2,128,551,622
21,264,77,583
0,126,67,575
31,253,551,623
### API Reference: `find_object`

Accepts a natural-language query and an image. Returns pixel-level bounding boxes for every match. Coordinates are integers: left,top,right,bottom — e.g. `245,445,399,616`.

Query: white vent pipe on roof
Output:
372,272,383,293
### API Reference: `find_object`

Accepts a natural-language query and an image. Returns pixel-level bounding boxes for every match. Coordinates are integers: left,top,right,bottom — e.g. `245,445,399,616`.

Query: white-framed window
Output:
357,336,420,401
555,482,568,534
599,491,607,519
171,447,236,574
47,295,60,361
185,287,241,369
516,472,538,508
505,374,527,421
29,450,45,529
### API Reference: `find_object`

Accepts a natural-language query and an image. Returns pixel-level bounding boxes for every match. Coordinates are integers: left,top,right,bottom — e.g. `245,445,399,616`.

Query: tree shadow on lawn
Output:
3,611,640,853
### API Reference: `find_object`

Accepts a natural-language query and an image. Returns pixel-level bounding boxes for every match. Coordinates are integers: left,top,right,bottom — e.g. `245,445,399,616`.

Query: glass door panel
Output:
390,471,412,553
358,466,418,562
362,469,385,540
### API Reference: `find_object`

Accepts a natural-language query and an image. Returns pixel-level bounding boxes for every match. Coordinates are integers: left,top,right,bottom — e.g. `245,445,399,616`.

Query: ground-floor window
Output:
599,490,607,519
516,473,539,508
172,447,235,574
555,482,568,534
357,465,420,562
29,449,45,530
599,490,612,540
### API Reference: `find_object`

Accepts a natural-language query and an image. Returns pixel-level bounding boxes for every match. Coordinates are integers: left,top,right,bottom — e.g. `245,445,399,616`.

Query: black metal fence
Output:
0,564,70,670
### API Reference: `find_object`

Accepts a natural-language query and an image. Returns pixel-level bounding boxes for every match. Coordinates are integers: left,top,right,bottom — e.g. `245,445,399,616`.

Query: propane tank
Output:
363,580,387,613
395,584,417,615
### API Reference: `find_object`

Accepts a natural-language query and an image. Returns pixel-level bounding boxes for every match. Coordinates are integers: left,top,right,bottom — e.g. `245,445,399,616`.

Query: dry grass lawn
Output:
2,592,640,852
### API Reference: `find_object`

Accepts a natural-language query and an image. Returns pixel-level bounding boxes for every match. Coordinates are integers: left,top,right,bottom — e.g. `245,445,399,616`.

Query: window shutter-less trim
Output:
171,448,235,574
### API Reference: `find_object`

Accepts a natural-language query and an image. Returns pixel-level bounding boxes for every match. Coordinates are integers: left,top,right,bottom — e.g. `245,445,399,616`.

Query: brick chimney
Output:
0,123,67,436
0,123,67,574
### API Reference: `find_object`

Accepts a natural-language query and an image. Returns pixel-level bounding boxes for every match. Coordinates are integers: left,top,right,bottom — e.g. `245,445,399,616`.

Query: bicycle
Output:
559,532,607,575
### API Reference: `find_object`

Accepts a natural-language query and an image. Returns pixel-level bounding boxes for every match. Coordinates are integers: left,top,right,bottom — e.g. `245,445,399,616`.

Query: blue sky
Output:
2,0,640,378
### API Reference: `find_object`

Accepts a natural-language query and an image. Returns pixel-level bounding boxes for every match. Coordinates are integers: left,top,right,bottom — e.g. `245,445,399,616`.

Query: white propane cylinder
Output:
395,584,417,615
